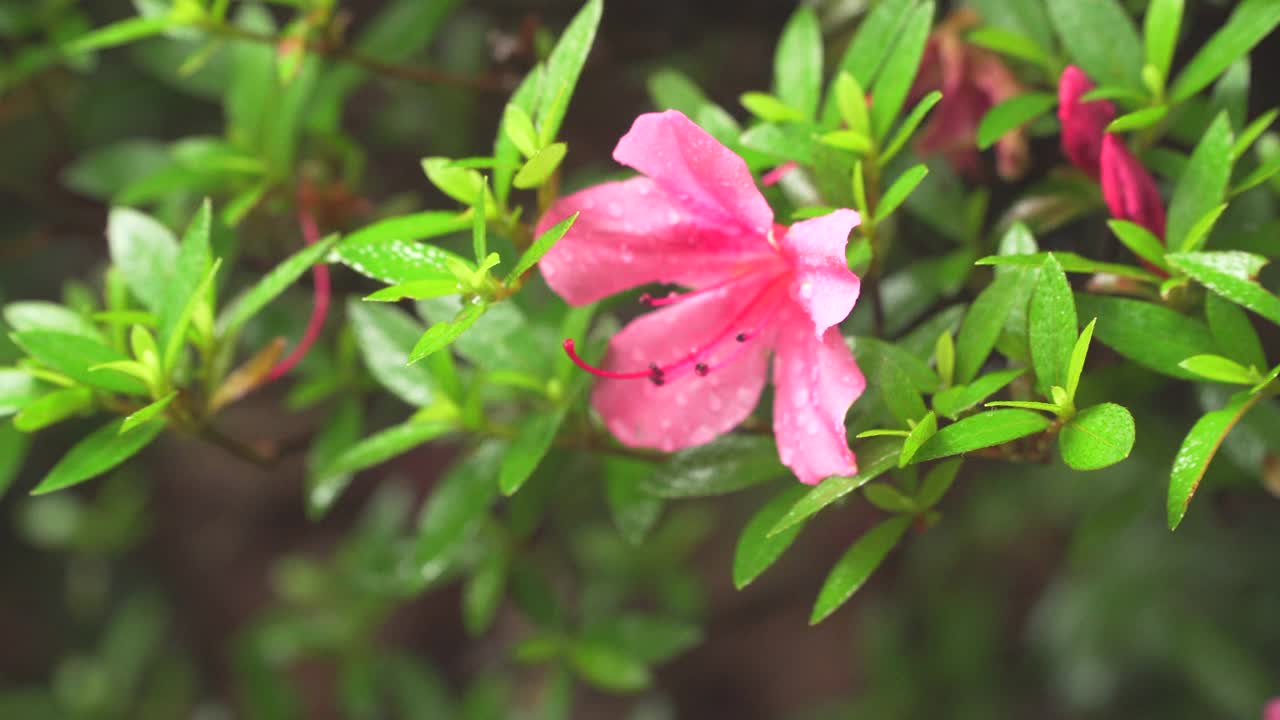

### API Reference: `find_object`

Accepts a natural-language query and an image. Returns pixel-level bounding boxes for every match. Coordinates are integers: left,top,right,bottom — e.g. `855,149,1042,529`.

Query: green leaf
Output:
64,16,171,53
1170,0,1280,102
365,279,463,303
875,164,929,223
11,331,147,395
583,614,702,665
0,422,28,499
825,0,920,124
835,72,871,138
975,251,1162,283
347,301,439,406
869,1,934,139
880,90,943,164
966,26,1053,69
502,103,540,158
1058,403,1135,470
917,458,962,509
421,158,492,208
537,0,602,143
810,516,912,624
1106,105,1169,133
336,238,471,285
1046,0,1143,88
31,418,165,495
976,92,1056,150
643,435,786,498
1144,0,1183,82
1075,294,1216,379
863,483,916,512
1168,392,1260,529
343,211,472,247
1167,251,1280,326
954,272,1020,383
1029,254,1078,395
1231,153,1280,196
1065,318,1096,403
499,406,569,495
4,301,104,341
120,391,177,434
768,438,901,536
932,368,1026,419
819,130,873,154
513,142,568,190
1231,108,1278,160
323,419,453,479
160,201,216,371
108,207,178,312
913,409,1052,462
463,549,508,637
604,457,663,545
408,302,487,364
218,235,337,335
1205,294,1266,370
773,6,822,120
1166,113,1234,252
305,396,364,517
416,442,504,573
13,387,94,432
505,213,578,284
899,411,938,467
1178,355,1258,385
0,369,41,416
568,641,650,693
1107,219,1168,270
733,485,808,589
494,65,544,208
740,92,805,123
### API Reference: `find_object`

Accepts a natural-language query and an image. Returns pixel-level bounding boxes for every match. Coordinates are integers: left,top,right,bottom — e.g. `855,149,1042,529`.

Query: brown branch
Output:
202,22,509,93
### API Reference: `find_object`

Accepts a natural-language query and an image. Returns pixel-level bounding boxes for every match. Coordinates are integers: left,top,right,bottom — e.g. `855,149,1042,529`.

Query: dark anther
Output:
649,374,666,386
648,362,664,377
638,293,653,305
695,363,709,376
735,332,747,342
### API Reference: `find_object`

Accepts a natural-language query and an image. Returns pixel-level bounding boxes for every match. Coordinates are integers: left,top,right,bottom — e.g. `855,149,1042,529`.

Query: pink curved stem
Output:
266,192,331,382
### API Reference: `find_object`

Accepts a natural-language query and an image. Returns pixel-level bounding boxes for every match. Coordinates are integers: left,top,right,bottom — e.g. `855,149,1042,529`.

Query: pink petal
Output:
613,110,774,238
772,305,866,485
591,274,785,453
1058,66,1115,179
1100,134,1167,239
777,209,862,337
537,177,778,305
1264,698,1280,720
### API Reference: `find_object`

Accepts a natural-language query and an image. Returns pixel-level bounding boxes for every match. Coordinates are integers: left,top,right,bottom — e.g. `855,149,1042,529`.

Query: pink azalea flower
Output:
537,110,866,485
1265,698,1280,720
1058,65,1117,180
1100,134,1167,239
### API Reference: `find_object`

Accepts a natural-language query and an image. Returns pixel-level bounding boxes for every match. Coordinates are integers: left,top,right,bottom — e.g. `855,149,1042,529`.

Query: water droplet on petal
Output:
799,281,814,299
607,201,622,218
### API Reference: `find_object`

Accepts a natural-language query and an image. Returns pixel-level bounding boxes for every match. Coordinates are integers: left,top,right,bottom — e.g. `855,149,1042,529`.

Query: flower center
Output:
563,277,786,385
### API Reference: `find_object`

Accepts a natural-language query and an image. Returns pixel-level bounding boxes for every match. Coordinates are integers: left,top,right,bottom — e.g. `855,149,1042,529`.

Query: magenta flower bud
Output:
1100,134,1167,240
1058,66,1116,179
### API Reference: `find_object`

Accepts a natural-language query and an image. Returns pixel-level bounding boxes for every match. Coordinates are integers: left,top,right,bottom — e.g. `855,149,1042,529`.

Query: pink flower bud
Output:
1100,134,1166,240
1058,66,1116,179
